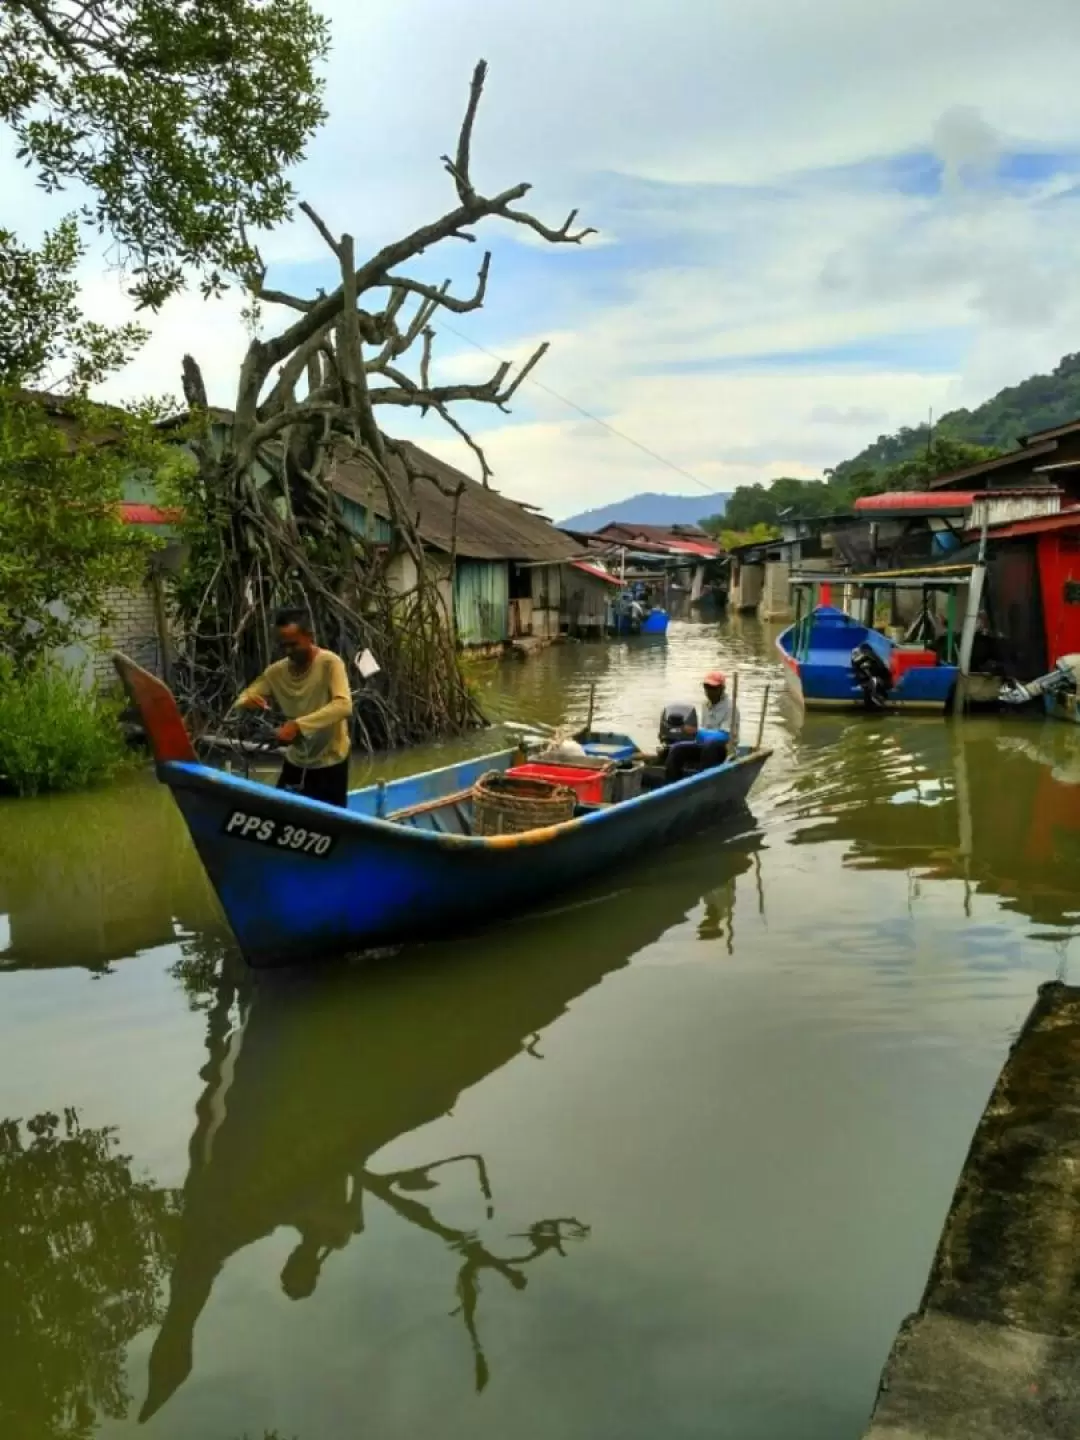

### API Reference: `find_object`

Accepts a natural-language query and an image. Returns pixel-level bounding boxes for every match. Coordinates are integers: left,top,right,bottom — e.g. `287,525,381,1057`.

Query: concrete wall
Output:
731,561,764,613
759,561,792,621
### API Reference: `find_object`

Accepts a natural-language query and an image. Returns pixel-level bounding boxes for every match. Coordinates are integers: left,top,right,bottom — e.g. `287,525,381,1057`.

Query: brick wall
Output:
91,581,165,685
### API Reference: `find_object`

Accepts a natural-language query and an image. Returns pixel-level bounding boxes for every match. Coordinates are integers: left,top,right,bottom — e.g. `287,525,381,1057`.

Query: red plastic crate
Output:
506,762,611,805
890,647,938,682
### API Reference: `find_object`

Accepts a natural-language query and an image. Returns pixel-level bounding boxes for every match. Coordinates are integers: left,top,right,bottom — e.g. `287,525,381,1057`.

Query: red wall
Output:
1039,533,1080,659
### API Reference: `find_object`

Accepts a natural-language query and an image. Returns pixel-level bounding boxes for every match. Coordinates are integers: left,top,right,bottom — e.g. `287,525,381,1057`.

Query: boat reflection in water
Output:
141,821,764,1421
784,716,1080,933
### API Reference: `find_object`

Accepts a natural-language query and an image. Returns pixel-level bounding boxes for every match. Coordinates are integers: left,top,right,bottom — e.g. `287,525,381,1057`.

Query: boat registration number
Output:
223,809,337,857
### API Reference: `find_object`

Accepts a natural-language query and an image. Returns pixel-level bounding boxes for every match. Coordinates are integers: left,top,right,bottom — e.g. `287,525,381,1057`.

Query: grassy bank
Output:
0,661,134,797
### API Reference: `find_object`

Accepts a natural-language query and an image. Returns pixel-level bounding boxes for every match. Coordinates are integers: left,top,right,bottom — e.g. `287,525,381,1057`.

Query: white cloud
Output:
5,0,1080,512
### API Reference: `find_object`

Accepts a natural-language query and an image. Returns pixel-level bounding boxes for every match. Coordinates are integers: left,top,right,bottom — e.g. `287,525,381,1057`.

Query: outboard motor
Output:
1000,653,1080,706
658,702,698,758
850,643,892,710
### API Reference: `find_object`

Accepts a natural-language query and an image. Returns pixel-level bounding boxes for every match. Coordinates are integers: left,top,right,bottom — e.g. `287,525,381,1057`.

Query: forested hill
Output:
831,352,1080,485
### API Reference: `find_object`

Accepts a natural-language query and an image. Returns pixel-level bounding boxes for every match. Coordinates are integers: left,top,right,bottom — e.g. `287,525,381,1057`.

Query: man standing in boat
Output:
235,608,353,808
665,670,739,783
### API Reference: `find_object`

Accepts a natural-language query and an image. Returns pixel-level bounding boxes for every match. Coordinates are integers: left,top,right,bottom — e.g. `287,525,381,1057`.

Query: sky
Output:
7,0,1080,519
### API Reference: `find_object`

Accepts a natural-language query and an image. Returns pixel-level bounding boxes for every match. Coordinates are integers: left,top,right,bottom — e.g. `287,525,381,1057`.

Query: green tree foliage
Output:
1,0,330,309
837,437,1003,498
0,220,147,388
830,352,1080,486
0,387,163,666
706,437,1006,542
0,1109,179,1440
718,476,841,531
699,517,780,550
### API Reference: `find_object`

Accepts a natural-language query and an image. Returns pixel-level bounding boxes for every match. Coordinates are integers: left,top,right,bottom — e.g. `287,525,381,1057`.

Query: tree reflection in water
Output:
0,1110,179,1440
357,1158,588,1392
141,958,592,1420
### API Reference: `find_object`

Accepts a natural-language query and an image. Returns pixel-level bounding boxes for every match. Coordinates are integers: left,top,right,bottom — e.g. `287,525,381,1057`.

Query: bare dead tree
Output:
170,59,592,746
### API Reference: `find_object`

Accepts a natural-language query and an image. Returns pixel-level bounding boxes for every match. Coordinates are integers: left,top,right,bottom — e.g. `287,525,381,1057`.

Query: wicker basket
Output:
472,770,576,836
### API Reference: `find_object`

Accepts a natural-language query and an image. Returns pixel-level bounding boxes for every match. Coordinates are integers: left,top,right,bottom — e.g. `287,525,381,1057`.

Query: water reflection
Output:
0,780,208,973
0,1110,180,1440
780,717,1080,933
143,825,762,1421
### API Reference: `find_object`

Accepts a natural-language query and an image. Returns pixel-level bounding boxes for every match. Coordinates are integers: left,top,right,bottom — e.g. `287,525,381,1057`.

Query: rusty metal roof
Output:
329,441,578,563
927,441,1058,489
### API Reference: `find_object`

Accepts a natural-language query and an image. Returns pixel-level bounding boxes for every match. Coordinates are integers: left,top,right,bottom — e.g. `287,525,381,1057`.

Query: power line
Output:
430,316,722,498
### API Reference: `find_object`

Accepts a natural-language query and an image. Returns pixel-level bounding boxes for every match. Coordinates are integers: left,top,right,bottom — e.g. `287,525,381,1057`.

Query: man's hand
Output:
240,693,270,711
275,720,300,744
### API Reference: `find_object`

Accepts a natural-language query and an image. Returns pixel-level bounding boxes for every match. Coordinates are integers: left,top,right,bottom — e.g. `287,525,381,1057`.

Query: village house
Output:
927,418,1080,500
560,520,723,607
326,440,619,649
57,405,618,678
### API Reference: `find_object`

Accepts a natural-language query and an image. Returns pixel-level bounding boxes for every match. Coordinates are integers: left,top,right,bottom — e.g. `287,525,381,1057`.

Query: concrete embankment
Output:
864,981,1080,1439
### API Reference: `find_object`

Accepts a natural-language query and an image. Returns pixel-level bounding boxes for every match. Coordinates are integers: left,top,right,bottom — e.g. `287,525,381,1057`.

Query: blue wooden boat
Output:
116,656,770,968
777,604,959,712
610,589,670,636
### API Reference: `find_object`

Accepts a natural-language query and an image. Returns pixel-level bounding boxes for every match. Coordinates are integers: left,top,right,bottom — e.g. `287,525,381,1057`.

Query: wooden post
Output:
729,671,740,742
956,523,989,713
755,683,770,750
148,569,174,687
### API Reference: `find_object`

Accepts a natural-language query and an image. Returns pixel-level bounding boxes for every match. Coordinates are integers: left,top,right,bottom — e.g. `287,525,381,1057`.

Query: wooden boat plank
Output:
385,785,476,822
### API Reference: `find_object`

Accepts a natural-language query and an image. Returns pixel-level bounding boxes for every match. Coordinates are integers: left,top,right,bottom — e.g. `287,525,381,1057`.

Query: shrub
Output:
0,660,134,797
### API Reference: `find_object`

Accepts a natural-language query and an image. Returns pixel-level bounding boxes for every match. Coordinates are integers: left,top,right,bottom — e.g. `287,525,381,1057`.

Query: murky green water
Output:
2,616,1079,1440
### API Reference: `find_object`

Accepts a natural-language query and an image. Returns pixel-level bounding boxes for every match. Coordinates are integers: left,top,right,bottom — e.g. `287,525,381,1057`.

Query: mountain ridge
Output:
831,351,1080,483
559,491,728,530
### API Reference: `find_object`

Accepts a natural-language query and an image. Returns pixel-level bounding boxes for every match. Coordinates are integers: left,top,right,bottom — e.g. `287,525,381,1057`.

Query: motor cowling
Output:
851,643,892,709
658,702,698,752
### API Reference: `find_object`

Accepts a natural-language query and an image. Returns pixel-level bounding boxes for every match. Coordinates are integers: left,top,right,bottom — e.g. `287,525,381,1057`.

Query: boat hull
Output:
163,747,769,967
1046,691,1080,724
776,607,957,713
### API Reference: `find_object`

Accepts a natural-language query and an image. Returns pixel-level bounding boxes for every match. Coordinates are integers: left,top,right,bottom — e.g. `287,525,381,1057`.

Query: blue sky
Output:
7,0,1080,515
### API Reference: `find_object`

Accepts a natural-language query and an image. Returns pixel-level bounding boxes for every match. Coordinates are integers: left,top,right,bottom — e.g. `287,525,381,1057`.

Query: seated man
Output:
665,670,739,783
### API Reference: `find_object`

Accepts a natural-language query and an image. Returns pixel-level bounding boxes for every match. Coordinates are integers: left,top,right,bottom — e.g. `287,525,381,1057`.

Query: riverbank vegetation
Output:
0,661,134,798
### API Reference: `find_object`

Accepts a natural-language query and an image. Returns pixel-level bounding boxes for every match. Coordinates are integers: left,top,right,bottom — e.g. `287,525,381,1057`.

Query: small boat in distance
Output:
777,604,960,712
777,563,1007,713
115,656,770,968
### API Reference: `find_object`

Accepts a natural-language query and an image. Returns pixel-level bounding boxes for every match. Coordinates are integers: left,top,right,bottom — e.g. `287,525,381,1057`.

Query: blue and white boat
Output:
116,656,769,968
777,604,959,712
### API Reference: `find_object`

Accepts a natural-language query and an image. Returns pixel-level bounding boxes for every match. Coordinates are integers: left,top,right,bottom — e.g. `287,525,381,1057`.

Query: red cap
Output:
703,670,726,688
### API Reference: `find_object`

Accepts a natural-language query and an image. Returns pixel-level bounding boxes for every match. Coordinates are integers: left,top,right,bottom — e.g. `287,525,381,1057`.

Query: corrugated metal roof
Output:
984,509,1080,540
593,521,720,556
855,491,976,514
329,441,578,562
928,441,1058,489
571,560,622,586
1019,418,1080,445
970,491,1061,531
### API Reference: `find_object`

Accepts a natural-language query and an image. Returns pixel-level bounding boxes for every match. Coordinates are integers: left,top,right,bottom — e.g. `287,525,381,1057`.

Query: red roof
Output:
570,560,622,586
983,509,1080,540
855,491,977,513
593,522,720,557
120,503,182,526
